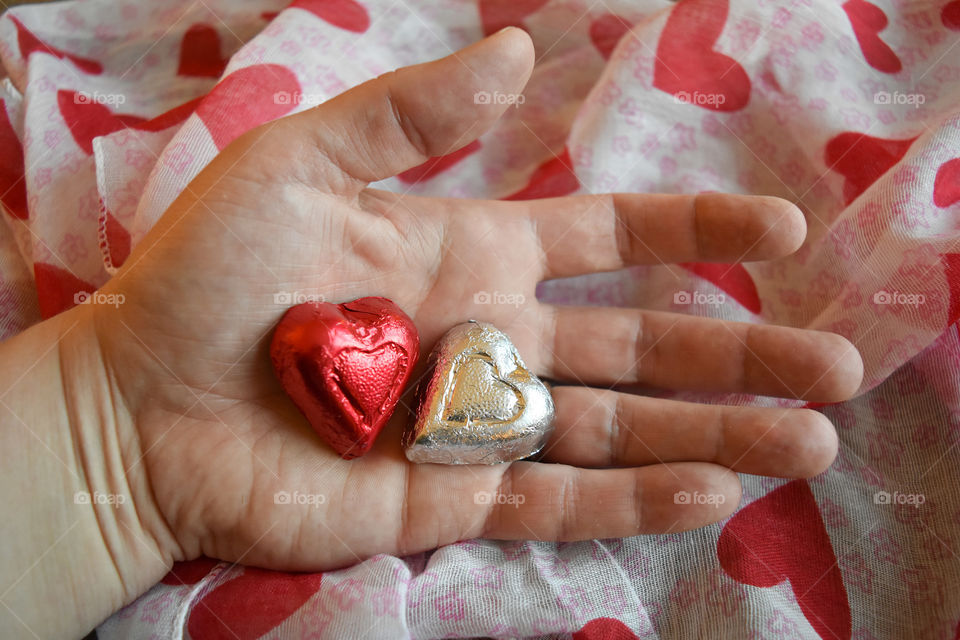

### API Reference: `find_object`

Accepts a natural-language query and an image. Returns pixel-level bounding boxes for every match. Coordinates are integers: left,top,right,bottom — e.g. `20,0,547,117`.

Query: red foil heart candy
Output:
270,297,419,459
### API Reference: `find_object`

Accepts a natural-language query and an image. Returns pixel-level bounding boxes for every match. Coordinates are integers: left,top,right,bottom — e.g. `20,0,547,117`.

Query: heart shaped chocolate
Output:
403,321,555,464
270,297,419,459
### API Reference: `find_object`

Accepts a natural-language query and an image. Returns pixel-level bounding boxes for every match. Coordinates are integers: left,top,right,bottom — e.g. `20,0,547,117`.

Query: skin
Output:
0,28,863,638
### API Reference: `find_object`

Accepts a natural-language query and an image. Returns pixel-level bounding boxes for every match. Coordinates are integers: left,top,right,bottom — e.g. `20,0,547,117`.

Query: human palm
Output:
90,29,862,572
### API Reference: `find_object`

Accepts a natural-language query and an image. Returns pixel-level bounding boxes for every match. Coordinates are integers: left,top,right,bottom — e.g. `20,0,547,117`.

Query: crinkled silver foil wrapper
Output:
403,321,555,464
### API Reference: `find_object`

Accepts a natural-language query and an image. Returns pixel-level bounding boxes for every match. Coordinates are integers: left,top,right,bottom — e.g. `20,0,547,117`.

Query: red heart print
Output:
718,480,851,640
139,96,204,133
589,13,632,60
478,0,550,35
824,132,917,205
842,0,901,73
502,147,579,200
934,158,960,208
33,262,96,319
290,0,371,33
178,24,228,78
0,99,27,220
59,91,202,156
679,262,761,314
160,556,219,586
944,1,960,30
187,567,323,640
398,140,482,184
9,15,102,74
270,297,419,459
196,64,300,151
58,90,147,155
652,0,751,112
574,617,640,639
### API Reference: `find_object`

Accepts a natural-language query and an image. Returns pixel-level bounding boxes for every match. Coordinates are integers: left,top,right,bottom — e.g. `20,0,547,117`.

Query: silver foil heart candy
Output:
403,320,555,464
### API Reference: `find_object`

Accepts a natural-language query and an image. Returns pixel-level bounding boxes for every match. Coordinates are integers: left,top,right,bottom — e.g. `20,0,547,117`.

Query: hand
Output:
83,28,861,578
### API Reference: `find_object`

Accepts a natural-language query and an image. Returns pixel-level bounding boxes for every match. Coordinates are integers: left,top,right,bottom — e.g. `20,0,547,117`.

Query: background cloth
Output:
1,0,959,637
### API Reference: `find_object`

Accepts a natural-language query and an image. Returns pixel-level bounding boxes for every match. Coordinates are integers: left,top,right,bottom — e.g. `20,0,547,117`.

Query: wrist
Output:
0,303,178,638
61,300,184,566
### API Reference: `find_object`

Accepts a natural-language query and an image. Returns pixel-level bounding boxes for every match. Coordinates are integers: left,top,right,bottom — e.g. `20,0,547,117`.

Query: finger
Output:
526,193,806,280
536,306,864,402
478,462,740,539
543,387,838,477
275,27,534,191
259,453,737,569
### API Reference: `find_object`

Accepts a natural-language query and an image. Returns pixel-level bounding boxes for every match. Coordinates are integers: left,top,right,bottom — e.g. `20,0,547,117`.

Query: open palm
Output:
91,29,862,572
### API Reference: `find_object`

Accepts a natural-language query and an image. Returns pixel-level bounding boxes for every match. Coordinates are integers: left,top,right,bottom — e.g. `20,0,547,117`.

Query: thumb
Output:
265,27,535,191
